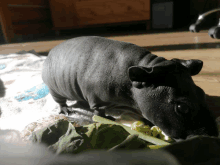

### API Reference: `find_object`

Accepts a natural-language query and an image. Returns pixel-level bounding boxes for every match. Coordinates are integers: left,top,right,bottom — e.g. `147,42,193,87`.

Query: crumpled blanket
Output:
0,52,60,131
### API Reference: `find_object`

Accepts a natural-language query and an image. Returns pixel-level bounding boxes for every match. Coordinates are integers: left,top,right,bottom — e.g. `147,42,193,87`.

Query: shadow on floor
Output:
145,42,220,52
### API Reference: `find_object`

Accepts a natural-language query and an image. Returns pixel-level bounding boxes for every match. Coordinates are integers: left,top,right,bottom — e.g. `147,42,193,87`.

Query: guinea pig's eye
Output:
175,103,189,115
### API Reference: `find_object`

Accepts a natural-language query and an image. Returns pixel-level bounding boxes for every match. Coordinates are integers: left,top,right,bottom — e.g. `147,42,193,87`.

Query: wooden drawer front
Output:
49,0,79,28
75,0,150,26
7,0,49,6
9,7,51,23
13,22,52,35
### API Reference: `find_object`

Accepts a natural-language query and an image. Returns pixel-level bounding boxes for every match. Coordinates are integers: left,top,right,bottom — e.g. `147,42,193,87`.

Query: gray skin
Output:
42,36,218,141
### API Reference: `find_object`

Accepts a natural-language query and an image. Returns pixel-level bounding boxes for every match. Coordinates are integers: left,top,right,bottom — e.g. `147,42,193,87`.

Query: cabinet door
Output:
75,0,150,26
49,0,79,28
49,0,150,29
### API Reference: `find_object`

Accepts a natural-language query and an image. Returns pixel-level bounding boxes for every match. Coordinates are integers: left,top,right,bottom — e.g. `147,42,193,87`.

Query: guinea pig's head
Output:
128,58,218,141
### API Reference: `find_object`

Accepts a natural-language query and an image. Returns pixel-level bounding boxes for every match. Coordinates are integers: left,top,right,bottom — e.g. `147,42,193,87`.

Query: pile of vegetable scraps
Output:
131,121,172,142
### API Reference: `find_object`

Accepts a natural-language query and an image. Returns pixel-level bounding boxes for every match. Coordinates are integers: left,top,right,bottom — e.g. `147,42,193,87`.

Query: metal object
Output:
208,18,220,39
189,8,220,39
198,8,220,21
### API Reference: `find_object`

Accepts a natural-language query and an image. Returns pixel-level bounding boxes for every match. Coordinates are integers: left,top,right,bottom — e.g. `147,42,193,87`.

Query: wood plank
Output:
109,31,220,47
9,8,51,23
7,0,49,6
0,40,65,54
75,0,150,26
13,22,52,35
0,1,14,43
0,30,219,54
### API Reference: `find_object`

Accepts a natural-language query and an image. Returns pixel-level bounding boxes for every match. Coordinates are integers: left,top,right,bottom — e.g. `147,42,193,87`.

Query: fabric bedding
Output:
0,52,60,131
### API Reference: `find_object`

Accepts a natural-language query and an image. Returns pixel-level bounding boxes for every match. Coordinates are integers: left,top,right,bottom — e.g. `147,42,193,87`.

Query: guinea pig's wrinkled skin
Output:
42,36,218,141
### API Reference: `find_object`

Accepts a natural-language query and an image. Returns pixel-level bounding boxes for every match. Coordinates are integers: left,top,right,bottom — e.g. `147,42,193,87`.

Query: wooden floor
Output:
1,30,220,117
0,30,220,54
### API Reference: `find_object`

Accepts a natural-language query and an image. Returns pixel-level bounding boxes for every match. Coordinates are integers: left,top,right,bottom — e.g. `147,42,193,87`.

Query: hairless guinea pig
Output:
42,36,218,141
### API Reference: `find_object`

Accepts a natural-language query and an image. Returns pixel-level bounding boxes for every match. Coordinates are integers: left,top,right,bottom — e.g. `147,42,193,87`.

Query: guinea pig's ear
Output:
128,66,153,82
128,66,153,89
171,58,203,76
128,61,176,82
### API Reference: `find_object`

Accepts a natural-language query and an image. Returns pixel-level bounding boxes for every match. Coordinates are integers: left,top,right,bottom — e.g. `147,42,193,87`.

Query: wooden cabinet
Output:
49,0,151,29
0,0,52,43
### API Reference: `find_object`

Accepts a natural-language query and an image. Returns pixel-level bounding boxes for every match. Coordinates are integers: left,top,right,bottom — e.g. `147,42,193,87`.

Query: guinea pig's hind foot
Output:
59,107,72,116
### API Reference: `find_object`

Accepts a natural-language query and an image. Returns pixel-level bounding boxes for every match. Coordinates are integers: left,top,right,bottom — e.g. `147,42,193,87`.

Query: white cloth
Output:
0,52,59,131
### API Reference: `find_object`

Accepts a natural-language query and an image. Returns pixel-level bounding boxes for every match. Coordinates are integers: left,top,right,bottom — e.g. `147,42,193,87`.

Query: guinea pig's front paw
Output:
94,109,115,121
59,107,72,116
